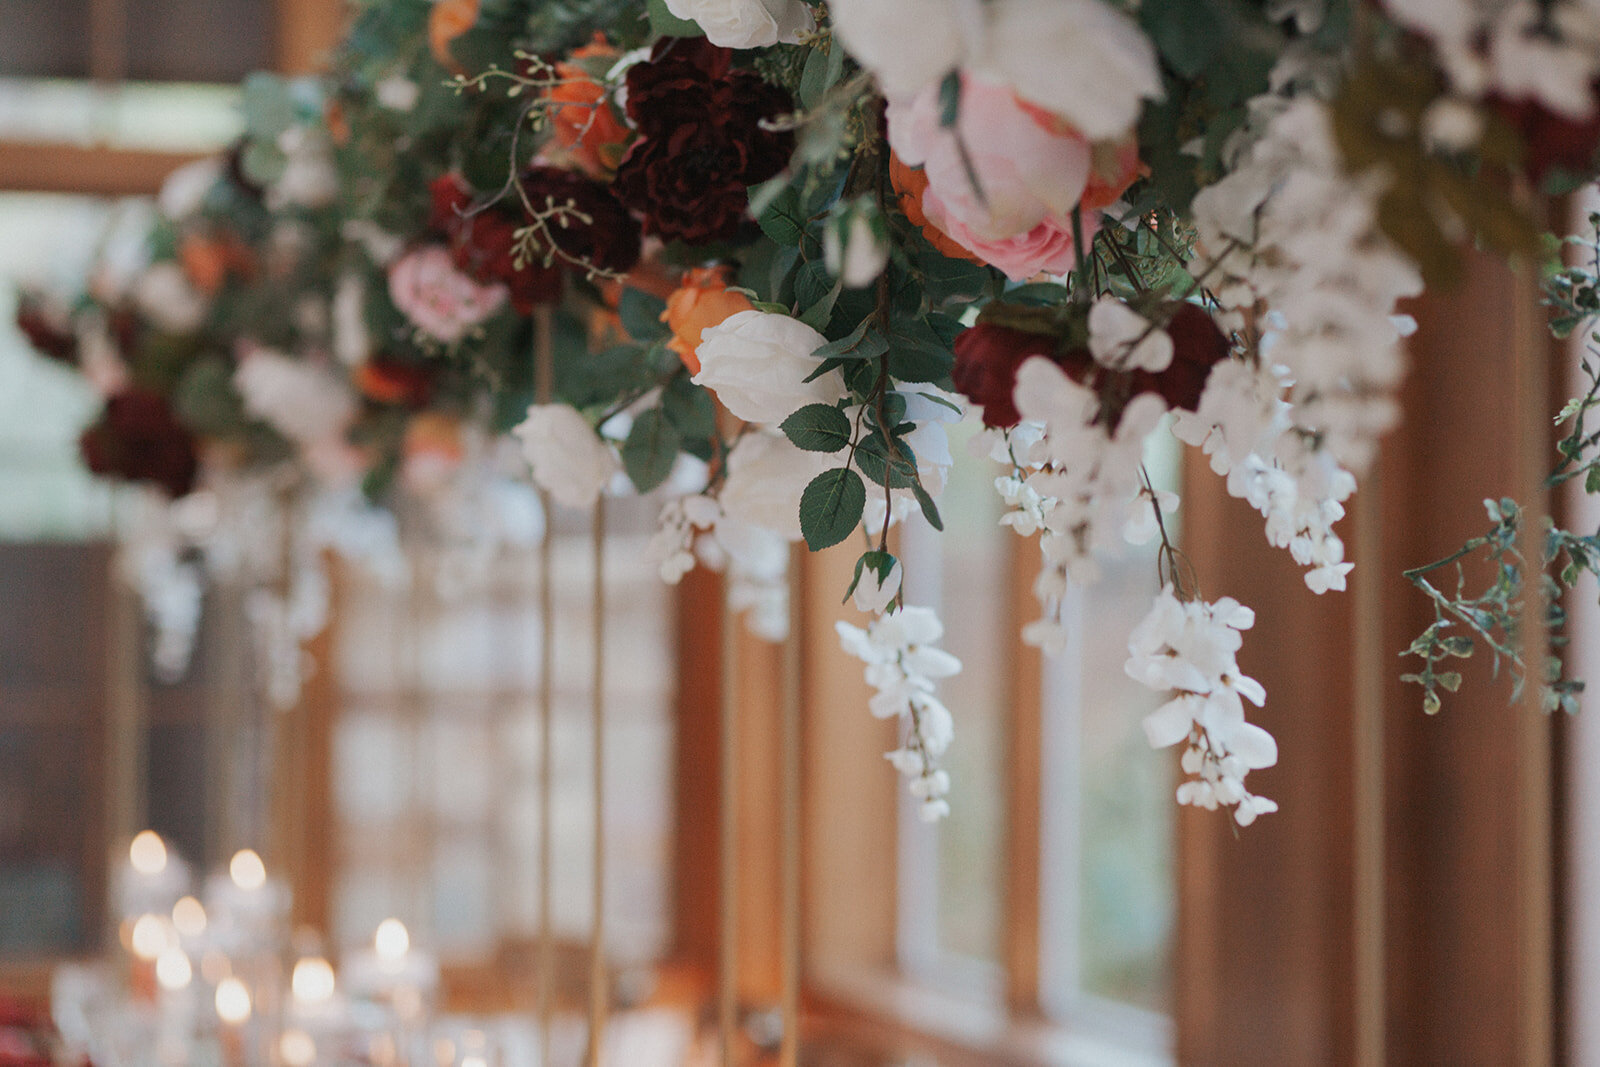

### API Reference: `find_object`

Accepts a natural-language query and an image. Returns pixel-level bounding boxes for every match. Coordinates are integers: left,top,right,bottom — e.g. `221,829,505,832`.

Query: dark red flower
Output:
14,295,76,366
79,388,199,498
1150,303,1231,411
613,37,794,244
952,303,1232,430
519,165,642,274
953,323,1059,429
1491,89,1600,184
428,173,563,313
355,358,435,408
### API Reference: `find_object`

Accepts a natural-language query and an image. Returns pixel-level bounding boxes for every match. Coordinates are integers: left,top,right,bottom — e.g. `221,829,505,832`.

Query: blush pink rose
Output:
887,72,1097,280
387,244,508,344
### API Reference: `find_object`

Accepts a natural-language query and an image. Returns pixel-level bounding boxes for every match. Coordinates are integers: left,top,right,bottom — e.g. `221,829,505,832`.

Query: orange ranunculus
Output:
889,152,983,264
355,359,433,407
429,0,480,72
547,36,631,179
324,99,350,146
660,266,754,374
179,235,230,294
1082,136,1144,213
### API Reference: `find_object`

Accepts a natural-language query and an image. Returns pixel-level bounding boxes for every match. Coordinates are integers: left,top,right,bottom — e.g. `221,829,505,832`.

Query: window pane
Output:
0,193,120,541
0,79,242,152
898,418,1007,986
1041,428,1178,1019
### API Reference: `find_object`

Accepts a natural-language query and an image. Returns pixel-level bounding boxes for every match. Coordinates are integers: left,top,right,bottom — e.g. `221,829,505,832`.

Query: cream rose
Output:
664,0,814,48
718,431,837,540
692,310,847,426
512,403,620,510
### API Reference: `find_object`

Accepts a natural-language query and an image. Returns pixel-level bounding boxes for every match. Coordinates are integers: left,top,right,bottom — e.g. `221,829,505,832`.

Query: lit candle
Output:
341,918,439,1021
154,947,194,1066
215,976,251,1067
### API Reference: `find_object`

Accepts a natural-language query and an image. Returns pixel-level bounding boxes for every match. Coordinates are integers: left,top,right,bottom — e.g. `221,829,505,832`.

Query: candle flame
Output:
215,977,252,1024
229,849,266,890
374,918,409,961
129,831,167,876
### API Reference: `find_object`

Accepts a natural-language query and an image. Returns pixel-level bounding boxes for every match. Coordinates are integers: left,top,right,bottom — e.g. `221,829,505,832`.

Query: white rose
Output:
851,557,903,614
133,262,208,334
977,0,1162,140
158,158,222,220
234,348,357,446
664,0,814,48
375,74,421,112
512,404,621,510
829,0,982,97
824,213,889,289
718,431,835,540
692,310,847,425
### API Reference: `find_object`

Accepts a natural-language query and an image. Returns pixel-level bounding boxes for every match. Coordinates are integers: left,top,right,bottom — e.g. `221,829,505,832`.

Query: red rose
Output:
613,37,794,244
953,303,1231,430
79,388,199,498
953,323,1061,429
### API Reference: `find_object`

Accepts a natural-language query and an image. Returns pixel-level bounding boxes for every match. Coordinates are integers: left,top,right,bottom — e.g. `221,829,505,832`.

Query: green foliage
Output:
781,403,853,453
800,466,866,550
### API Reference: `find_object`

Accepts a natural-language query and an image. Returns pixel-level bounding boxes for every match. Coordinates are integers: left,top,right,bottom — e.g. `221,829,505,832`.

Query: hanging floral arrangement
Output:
21,0,1600,827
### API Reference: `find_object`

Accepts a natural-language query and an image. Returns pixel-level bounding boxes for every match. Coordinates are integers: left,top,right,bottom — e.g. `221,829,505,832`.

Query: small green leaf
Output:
647,0,704,37
780,403,853,453
662,375,716,440
912,482,943,531
800,467,866,550
799,274,844,332
618,287,669,343
1587,465,1600,494
813,317,889,361
621,409,681,494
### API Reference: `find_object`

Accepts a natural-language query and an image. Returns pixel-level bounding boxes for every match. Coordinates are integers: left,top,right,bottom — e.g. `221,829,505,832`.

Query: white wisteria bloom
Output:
664,0,814,48
1126,586,1278,826
512,404,620,510
836,606,962,821
1087,296,1174,372
1005,358,1169,652
1182,97,1420,593
692,310,847,425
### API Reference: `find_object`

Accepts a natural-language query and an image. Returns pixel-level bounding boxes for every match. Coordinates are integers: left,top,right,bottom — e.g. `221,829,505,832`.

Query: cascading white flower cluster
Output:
835,606,962,821
998,357,1177,655
1179,97,1423,595
1384,0,1600,122
648,489,794,641
1125,586,1279,825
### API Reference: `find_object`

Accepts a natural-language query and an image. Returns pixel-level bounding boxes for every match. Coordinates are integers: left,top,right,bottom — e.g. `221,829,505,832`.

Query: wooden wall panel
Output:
1177,247,1560,1063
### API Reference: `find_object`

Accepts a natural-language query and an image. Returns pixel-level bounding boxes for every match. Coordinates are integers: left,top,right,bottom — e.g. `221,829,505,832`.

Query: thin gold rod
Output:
779,549,803,1067
719,576,739,1066
534,307,556,1067
587,496,608,1067
1352,470,1386,1067
1513,248,1554,1067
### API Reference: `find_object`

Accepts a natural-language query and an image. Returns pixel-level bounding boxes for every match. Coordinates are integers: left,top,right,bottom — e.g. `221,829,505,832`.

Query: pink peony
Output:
887,72,1099,280
387,245,508,344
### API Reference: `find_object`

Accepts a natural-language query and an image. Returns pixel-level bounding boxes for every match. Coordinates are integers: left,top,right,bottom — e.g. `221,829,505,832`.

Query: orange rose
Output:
547,37,631,179
1082,137,1144,213
429,0,480,72
888,152,982,264
660,266,754,374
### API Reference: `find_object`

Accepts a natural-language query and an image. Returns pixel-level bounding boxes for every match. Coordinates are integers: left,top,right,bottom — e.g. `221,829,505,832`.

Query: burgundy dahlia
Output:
79,388,199,499
613,37,794,244
519,165,642,274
